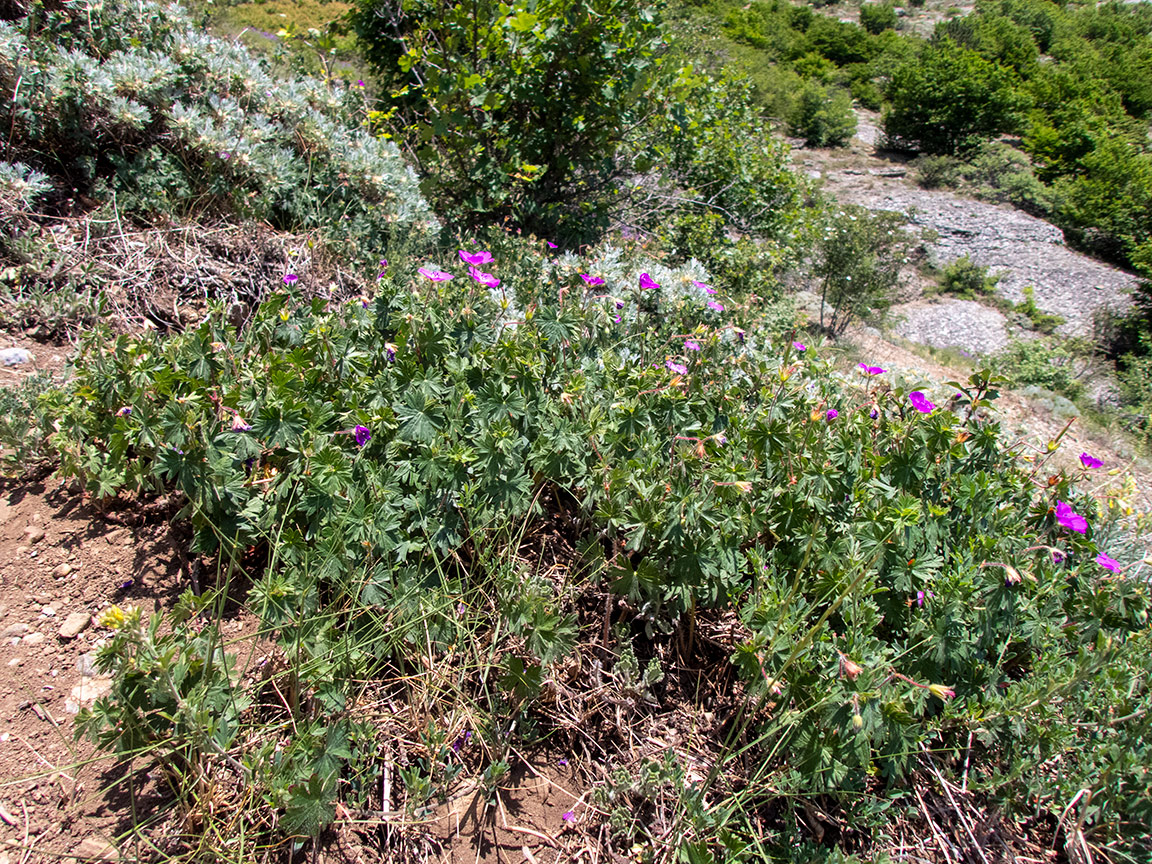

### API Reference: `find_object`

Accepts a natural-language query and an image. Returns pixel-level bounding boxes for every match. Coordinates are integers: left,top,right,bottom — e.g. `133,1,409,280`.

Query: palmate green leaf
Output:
281,773,337,837
394,390,443,443
254,403,307,449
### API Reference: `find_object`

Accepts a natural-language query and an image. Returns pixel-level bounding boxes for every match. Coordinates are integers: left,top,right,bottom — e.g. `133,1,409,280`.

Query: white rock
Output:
22,633,45,646
0,623,29,638
0,348,32,366
76,653,97,677
23,526,45,543
40,606,55,618
71,677,112,705
58,612,90,640
53,564,73,578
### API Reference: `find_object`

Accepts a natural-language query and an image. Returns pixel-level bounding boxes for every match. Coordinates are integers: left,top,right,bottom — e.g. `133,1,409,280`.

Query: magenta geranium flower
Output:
459,249,493,266
418,267,453,281
469,266,500,288
354,425,372,448
1055,500,1087,534
561,811,575,823
1095,552,1121,572
666,360,687,375
909,391,935,414
547,241,558,249
1080,453,1104,469
793,342,806,352
685,340,701,351
858,364,885,375
581,274,605,287
826,409,839,420
639,273,661,291
283,273,298,284
706,300,724,311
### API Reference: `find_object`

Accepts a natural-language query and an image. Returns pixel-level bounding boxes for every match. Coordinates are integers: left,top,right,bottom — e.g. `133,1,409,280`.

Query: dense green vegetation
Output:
1,0,1151,860
673,0,1152,438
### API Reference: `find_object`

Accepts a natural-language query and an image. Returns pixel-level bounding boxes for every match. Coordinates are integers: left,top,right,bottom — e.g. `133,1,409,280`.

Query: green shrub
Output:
1015,284,1065,334
0,0,435,267
788,81,857,147
883,38,1026,154
350,0,664,237
995,337,1084,399
859,3,897,36
915,154,964,189
815,204,914,335
939,254,1000,298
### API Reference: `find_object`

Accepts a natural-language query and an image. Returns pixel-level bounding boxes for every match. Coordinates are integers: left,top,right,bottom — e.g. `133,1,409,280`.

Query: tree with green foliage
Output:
815,205,914,335
788,81,856,147
350,0,665,237
859,3,897,36
883,38,1025,154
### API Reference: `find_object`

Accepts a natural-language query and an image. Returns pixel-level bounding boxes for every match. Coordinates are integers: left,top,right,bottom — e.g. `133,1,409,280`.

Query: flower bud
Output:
928,683,955,701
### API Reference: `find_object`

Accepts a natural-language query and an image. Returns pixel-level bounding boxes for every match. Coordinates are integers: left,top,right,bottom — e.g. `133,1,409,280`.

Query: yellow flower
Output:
98,605,127,630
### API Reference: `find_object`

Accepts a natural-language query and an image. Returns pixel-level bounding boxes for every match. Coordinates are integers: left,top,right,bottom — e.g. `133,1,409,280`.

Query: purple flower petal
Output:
547,242,558,249
1095,552,1121,572
581,274,606,287
666,360,687,375
826,409,838,420
858,363,885,375
283,273,298,284
354,425,372,448
356,79,365,87
561,811,575,823
685,340,701,351
459,249,494,266
116,406,132,417
418,267,453,282
793,342,806,352
916,590,925,607
469,266,500,288
706,300,724,311
1080,453,1104,469
909,391,935,414
1055,500,1087,534
639,273,661,291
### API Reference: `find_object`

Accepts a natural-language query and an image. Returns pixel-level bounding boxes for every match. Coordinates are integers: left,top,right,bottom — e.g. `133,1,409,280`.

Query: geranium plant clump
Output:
24,234,1152,858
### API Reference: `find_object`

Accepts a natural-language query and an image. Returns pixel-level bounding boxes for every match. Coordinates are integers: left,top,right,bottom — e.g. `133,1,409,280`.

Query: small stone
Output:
53,564,73,578
6,659,22,668
58,612,90,640
0,623,29,638
24,526,45,543
40,606,56,618
22,633,45,646
63,700,79,715
0,348,32,367
76,653,97,677
74,838,118,861
71,677,111,705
